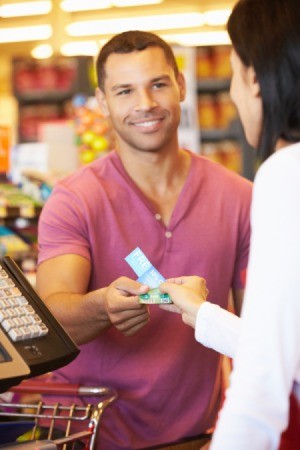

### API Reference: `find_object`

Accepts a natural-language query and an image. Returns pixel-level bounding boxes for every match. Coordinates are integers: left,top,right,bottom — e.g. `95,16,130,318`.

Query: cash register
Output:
0,256,79,393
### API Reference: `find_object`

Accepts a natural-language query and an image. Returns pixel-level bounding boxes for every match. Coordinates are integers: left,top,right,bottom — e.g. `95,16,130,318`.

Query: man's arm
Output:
36,254,150,345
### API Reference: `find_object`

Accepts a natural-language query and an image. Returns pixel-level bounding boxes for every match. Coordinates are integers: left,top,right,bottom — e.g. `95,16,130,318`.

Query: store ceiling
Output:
0,0,236,57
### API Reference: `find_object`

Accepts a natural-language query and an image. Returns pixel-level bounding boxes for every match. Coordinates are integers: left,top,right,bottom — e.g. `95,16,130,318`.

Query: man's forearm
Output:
43,288,111,345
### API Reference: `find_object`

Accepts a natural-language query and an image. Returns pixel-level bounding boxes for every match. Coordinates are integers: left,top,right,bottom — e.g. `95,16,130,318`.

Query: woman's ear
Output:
95,87,109,116
247,66,261,98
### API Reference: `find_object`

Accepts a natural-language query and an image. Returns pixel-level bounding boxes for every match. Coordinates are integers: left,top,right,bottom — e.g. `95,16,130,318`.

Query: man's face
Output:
96,46,186,154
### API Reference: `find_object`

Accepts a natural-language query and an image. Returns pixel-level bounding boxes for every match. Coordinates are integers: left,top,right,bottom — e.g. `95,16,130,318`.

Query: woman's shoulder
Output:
256,143,300,183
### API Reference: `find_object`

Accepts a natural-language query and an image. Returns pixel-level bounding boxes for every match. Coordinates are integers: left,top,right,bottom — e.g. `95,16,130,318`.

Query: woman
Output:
159,0,300,448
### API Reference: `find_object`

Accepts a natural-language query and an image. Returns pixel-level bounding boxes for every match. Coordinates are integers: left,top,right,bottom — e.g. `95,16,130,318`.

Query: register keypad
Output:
0,264,49,342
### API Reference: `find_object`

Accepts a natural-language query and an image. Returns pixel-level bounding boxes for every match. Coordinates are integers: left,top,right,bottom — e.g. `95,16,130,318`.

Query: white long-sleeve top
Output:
195,143,300,450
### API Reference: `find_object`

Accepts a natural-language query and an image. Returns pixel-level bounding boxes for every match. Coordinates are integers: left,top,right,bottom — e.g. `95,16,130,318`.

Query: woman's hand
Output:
159,276,208,329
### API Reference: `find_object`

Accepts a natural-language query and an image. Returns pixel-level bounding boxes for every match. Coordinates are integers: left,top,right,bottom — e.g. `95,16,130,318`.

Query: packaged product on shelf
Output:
222,140,242,173
0,225,31,259
20,104,62,142
13,57,78,96
201,140,242,174
20,172,53,203
196,47,214,79
0,126,11,174
13,56,95,144
212,46,232,79
0,183,43,219
201,142,224,166
0,184,41,264
197,94,218,129
216,92,238,129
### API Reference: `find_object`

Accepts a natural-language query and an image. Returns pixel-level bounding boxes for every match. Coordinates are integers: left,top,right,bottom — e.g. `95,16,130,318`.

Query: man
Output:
36,31,252,450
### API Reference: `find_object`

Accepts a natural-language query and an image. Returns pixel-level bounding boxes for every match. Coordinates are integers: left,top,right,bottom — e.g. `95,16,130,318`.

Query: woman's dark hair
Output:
96,30,179,92
228,0,300,162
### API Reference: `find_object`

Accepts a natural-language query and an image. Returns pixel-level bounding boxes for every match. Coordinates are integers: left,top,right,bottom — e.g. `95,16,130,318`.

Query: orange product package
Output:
0,126,11,174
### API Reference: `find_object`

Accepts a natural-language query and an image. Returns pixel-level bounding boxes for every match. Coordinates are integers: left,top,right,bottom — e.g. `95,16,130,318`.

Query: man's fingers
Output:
111,304,147,322
113,277,148,296
120,317,149,336
115,310,150,335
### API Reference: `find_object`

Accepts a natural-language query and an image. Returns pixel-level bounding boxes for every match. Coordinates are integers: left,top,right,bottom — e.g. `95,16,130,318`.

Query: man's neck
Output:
118,147,192,226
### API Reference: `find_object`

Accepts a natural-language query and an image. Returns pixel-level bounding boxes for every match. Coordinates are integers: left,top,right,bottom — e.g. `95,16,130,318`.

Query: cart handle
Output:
11,380,117,398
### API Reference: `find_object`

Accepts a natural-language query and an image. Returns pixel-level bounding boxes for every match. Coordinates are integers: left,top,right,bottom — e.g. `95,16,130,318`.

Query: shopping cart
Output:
0,380,117,450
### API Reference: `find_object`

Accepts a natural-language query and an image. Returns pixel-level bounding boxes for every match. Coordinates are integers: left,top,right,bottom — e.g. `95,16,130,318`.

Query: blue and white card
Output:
125,247,172,303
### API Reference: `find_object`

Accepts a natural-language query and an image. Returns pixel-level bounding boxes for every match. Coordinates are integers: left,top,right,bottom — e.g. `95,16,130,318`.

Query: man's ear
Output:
247,66,261,98
177,72,186,102
95,87,109,116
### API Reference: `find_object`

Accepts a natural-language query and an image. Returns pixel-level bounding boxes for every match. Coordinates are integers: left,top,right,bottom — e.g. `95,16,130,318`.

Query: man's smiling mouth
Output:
134,120,161,128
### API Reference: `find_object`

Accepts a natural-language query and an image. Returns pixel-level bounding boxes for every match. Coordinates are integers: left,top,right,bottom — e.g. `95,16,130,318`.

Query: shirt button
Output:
155,214,161,221
165,231,172,238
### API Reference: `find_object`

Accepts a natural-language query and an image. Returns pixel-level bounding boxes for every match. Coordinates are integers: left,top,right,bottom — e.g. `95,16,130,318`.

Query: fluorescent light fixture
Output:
162,31,231,47
0,25,52,43
113,0,163,6
31,44,53,59
203,9,231,26
61,41,100,56
0,1,52,18
60,0,162,12
66,13,204,37
60,0,111,12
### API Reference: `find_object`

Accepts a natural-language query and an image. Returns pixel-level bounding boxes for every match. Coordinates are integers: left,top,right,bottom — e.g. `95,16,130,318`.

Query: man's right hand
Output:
105,277,150,336
37,255,150,344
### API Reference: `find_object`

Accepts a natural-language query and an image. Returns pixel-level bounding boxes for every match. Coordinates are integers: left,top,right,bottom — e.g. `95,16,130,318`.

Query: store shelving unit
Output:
0,182,43,279
3,56,97,271
12,55,95,143
196,46,255,180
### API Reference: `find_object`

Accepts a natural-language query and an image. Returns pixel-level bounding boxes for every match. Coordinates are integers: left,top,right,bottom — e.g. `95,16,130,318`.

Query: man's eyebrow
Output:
111,83,131,92
152,75,171,83
111,75,171,91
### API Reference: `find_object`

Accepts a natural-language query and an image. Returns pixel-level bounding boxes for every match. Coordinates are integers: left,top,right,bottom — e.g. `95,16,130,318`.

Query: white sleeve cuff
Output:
195,302,241,359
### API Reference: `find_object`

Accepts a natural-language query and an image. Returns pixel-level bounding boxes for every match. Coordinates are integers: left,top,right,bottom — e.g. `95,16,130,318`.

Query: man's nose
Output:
134,90,157,111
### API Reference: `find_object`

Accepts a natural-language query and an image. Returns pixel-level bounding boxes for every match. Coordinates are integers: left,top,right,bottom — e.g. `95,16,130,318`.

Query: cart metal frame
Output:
0,380,117,450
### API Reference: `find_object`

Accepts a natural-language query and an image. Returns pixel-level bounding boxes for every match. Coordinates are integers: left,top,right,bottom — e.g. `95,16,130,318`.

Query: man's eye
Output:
153,82,166,89
117,89,131,96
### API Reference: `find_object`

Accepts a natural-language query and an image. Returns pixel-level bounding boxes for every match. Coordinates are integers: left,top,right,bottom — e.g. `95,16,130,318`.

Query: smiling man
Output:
36,31,252,450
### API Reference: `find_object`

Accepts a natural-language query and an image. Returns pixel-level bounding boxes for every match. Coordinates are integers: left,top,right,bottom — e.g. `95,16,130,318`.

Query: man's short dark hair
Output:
96,30,179,91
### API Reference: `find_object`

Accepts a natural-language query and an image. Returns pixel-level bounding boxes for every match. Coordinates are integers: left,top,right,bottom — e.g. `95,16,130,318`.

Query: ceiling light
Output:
31,44,53,59
0,1,52,18
60,0,111,12
203,9,231,26
162,31,231,47
0,25,52,43
113,0,163,6
60,41,100,56
66,13,204,37
60,0,162,12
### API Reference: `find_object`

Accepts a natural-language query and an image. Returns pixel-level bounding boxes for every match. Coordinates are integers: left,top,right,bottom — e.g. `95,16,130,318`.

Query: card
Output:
125,247,172,304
